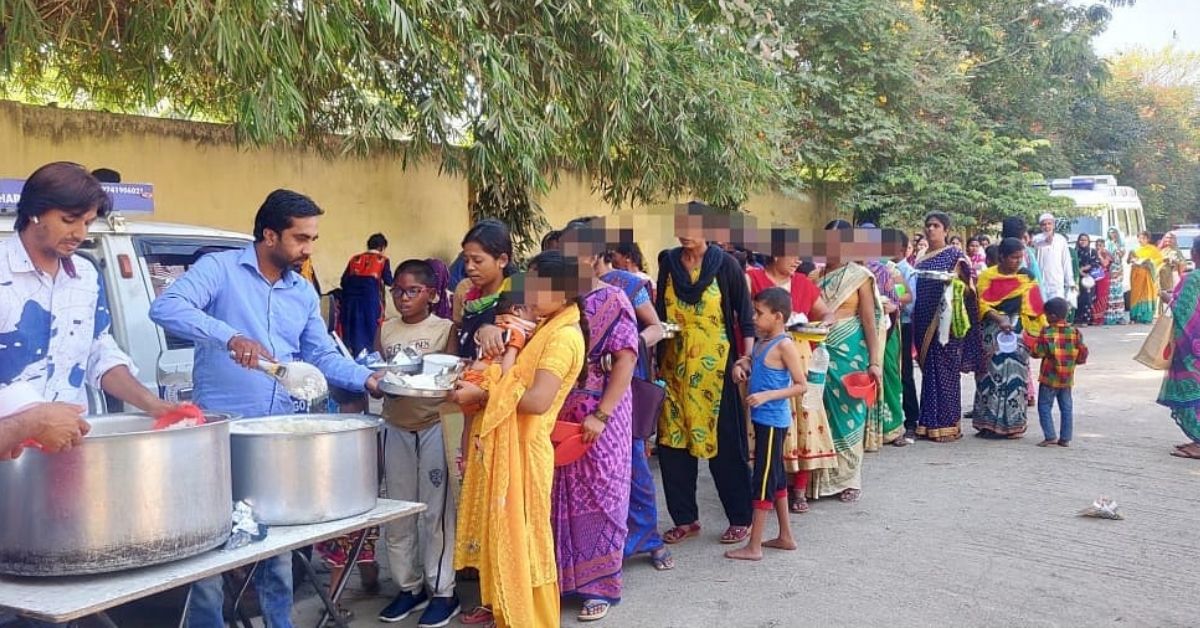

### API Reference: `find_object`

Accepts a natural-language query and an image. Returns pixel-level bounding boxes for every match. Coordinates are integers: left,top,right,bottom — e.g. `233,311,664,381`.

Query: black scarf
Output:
1077,245,1099,269
663,244,725,305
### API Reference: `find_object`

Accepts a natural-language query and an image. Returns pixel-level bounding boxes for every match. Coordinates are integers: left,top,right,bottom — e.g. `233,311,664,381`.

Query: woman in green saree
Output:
810,221,884,502
1160,238,1200,459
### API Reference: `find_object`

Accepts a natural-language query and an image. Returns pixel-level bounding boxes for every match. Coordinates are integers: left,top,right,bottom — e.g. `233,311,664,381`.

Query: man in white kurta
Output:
1032,212,1074,303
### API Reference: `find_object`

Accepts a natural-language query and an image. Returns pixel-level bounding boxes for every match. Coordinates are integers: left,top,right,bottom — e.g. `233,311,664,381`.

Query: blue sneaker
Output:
378,590,429,623
417,596,462,628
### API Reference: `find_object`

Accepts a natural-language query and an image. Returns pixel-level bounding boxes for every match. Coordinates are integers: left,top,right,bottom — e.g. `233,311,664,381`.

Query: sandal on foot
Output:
788,489,809,514
1056,440,1070,447
649,547,675,571
579,599,610,622
460,606,494,625
1036,439,1057,447
662,523,700,545
839,488,861,503
719,525,750,544
1170,446,1200,459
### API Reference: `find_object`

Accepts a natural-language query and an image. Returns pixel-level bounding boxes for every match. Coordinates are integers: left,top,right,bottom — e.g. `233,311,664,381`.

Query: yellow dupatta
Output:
1133,243,1164,270
976,266,1046,341
454,304,582,627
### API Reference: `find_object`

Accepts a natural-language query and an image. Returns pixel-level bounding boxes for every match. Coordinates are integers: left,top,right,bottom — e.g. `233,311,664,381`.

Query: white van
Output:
1047,175,1147,251
0,212,253,413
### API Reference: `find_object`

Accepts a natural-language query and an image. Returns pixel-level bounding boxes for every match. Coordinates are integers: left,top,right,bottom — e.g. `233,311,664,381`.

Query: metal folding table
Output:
0,499,425,627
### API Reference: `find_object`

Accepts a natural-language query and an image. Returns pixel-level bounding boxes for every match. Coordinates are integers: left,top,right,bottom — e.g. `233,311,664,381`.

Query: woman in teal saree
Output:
1160,239,1200,459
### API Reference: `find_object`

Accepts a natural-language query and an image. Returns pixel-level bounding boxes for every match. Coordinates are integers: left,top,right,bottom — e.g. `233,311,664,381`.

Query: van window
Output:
1118,209,1132,237
136,237,246,349
1072,215,1102,236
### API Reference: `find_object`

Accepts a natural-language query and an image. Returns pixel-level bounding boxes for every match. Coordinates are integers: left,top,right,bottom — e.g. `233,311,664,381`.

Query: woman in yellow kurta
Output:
452,262,585,628
1128,231,1162,324
654,220,756,545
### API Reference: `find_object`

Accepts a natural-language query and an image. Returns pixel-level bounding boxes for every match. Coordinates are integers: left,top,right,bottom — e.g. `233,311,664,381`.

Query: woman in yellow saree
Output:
1128,231,1162,324
452,260,585,628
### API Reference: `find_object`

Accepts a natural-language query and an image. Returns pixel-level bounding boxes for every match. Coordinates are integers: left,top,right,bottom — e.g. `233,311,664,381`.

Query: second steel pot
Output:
229,414,381,525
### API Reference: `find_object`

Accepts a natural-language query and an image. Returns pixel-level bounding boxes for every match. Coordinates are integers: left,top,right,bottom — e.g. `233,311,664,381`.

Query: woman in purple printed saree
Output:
552,282,637,621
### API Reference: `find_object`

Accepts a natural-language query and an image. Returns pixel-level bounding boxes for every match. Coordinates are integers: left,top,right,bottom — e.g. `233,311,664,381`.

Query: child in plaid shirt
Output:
1032,297,1088,447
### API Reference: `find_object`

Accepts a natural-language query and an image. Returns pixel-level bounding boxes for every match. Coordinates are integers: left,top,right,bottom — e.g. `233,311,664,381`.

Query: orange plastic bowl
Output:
554,434,591,467
551,420,580,444
841,372,877,405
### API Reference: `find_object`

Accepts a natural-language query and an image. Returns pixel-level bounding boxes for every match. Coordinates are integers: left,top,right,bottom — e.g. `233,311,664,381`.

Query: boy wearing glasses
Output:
377,259,461,627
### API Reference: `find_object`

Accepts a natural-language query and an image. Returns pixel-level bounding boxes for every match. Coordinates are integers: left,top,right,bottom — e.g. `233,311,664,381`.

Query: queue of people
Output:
4,161,1199,628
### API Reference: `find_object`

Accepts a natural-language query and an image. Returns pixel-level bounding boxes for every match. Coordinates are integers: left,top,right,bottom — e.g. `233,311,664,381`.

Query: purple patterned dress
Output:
552,284,636,603
913,247,971,441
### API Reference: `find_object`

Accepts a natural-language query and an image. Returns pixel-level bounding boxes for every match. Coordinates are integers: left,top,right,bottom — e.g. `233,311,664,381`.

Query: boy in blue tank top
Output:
727,287,808,561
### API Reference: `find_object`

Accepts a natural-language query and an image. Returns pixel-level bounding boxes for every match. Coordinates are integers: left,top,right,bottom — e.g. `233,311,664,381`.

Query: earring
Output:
431,295,441,304
30,216,39,224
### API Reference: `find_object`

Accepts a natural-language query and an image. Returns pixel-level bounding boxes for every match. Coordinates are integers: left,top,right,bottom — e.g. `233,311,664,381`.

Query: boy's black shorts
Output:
752,422,788,510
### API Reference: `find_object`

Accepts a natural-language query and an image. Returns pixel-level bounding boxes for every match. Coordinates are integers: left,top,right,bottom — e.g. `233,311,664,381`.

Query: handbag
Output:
630,337,665,440
630,377,666,440
1134,310,1174,370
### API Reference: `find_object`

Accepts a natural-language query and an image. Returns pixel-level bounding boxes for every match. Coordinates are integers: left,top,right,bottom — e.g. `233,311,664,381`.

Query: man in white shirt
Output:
1032,212,1074,303
1,162,178,459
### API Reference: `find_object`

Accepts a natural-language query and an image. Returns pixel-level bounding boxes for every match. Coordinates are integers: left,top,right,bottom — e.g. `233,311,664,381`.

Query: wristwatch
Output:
593,409,611,424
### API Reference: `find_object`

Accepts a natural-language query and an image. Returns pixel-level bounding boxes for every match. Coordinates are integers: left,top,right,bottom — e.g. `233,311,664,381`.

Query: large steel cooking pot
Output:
229,415,381,525
0,413,233,576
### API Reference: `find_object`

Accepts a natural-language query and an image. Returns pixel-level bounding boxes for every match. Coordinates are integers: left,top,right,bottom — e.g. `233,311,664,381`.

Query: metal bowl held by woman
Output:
229,415,382,525
0,413,234,577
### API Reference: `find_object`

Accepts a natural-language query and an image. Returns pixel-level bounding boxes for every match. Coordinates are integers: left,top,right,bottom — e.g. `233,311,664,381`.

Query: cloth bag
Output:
1134,310,1174,370
630,337,665,440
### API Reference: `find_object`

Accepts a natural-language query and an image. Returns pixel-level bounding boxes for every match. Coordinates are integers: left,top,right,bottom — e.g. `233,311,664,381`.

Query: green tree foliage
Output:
0,0,786,249
780,0,963,199
779,0,1130,233
846,120,1072,231
1065,46,1200,228
921,0,1125,174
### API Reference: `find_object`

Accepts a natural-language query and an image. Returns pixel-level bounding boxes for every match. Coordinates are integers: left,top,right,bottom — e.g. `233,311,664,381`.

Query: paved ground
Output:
290,325,1194,626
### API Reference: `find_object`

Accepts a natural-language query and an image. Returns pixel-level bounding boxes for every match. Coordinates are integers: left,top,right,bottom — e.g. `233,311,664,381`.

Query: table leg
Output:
94,612,120,628
223,567,257,628
295,550,349,628
176,585,193,628
330,532,369,604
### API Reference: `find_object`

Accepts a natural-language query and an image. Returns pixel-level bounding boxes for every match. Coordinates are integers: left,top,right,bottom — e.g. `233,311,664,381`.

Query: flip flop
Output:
662,523,700,545
1170,448,1200,460
788,489,809,514
719,526,750,544
460,606,494,625
649,547,675,571
578,599,610,622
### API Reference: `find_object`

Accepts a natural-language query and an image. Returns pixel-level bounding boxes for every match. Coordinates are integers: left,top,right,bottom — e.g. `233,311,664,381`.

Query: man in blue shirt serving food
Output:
150,188,383,628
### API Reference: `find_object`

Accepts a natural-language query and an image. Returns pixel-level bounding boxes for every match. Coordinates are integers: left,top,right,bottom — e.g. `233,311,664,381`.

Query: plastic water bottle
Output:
804,344,829,416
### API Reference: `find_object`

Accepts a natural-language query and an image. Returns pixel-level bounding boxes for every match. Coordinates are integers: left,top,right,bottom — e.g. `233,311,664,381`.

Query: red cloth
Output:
746,267,820,316
344,251,389,279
